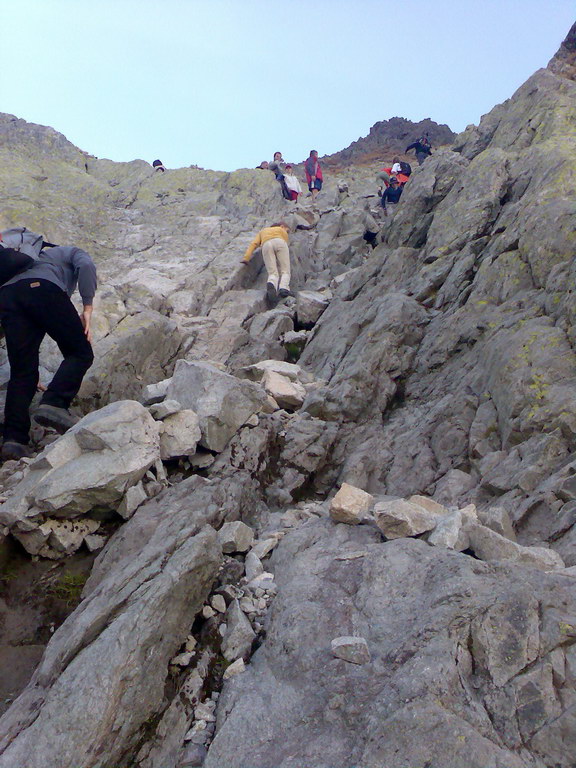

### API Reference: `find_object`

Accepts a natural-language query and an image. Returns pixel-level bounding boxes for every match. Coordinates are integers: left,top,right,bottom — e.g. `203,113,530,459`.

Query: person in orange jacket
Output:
240,222,292,302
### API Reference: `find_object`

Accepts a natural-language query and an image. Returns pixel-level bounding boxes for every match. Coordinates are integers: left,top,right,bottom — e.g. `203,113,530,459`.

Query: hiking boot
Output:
278,288,295,298
266,282,278,303
34,404,79,434
1,441,33,461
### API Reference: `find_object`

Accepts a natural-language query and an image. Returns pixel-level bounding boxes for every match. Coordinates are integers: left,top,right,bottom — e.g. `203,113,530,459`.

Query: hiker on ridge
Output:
240,222,292,303
305,150,323,200
0,228,97,461
405,134,432,165
152,159,166,172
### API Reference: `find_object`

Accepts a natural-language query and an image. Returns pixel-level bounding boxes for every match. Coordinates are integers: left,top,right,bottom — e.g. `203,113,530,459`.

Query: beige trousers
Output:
262,238,291,290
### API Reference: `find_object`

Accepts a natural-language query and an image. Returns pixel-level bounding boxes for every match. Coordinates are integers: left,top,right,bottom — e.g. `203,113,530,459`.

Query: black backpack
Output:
0,245,35,286
399,161,412,176
0,227,45,286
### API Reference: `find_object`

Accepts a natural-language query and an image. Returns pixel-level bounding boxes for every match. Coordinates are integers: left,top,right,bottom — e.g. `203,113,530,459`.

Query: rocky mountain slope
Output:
0,22,574,768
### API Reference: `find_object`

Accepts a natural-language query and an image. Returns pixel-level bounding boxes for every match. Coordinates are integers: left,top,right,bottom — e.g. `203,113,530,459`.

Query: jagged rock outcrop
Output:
324,116,456,169
0,22,575,768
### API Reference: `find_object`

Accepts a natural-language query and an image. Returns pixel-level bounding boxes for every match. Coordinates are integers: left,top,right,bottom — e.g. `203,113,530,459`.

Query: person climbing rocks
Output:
0,229,97,461
269,152,292,199
375,167,390,194
283,165,302,201
391,157,402,175
240,222,292,303
256,161,270,169
381,176,403,215
405,134,432,165
152,159,166,172
305,150,323,200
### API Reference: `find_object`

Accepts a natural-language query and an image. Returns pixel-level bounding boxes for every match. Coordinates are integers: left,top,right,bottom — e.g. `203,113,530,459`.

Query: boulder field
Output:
0,23,575,768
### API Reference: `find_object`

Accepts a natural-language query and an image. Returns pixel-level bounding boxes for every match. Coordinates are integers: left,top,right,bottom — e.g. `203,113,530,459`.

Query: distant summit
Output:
322,116,455,169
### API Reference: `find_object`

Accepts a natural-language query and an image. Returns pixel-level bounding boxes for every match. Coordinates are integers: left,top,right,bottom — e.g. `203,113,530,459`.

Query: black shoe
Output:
278,288,295,298
34,404,79,434
1,441,33,461
266,282,278,303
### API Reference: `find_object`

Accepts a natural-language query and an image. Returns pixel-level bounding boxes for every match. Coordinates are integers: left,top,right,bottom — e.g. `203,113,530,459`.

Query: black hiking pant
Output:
0,279,94,444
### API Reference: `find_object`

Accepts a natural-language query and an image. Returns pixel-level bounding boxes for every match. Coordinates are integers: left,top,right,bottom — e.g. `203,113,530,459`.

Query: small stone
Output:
179,743,207,767
247,572,275,591
117,482,148,520
221,599,256,661
244,551,263,581
149,399,182,420
331,636,371,665
202,605,216,619
329,482,374,525
159,409,201,460
184,636,197,652
84,533,107,552
141,378,172,406
245,414,259,427
223,657,246,680
171,651,194,666
211,594,227,613
477,505,516,540
374,498,443,539
428,511,469,551
261,370,306,410
218,521,255,553
250,536,280,559
240,596,257,613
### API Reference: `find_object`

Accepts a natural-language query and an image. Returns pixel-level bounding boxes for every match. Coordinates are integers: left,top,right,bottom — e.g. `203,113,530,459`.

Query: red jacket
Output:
305,156,323,183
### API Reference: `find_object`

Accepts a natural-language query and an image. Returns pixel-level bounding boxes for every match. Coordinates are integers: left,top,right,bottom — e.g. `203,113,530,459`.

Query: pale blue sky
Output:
1,0,573,171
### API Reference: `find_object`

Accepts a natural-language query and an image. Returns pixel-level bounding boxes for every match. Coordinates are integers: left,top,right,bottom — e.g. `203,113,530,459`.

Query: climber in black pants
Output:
0,231,97,461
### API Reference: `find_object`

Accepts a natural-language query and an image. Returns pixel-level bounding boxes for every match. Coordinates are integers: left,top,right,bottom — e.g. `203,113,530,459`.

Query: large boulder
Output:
166,360,267,452
0,400,160,534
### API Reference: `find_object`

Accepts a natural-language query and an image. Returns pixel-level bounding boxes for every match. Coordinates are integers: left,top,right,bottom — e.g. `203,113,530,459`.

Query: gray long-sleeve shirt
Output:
3,246,97,305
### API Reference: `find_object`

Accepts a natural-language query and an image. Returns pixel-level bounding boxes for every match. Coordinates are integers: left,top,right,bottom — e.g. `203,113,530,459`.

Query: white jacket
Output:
283,174,302,194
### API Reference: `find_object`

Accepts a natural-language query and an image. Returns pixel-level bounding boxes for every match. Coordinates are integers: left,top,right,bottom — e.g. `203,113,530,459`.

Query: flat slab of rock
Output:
331,636,371,665
329,482,374,525
237,360,303,383
374,498,443,539
467,523,565,571
166,360,266,452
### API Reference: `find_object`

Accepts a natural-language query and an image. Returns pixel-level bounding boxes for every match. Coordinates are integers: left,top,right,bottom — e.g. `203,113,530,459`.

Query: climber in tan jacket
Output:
240,222,292,302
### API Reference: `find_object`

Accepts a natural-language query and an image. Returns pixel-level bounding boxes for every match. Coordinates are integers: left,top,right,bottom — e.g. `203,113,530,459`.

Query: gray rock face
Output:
205,520,576,768
167,360,267,452
1,27,576,768
0,521,221,768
